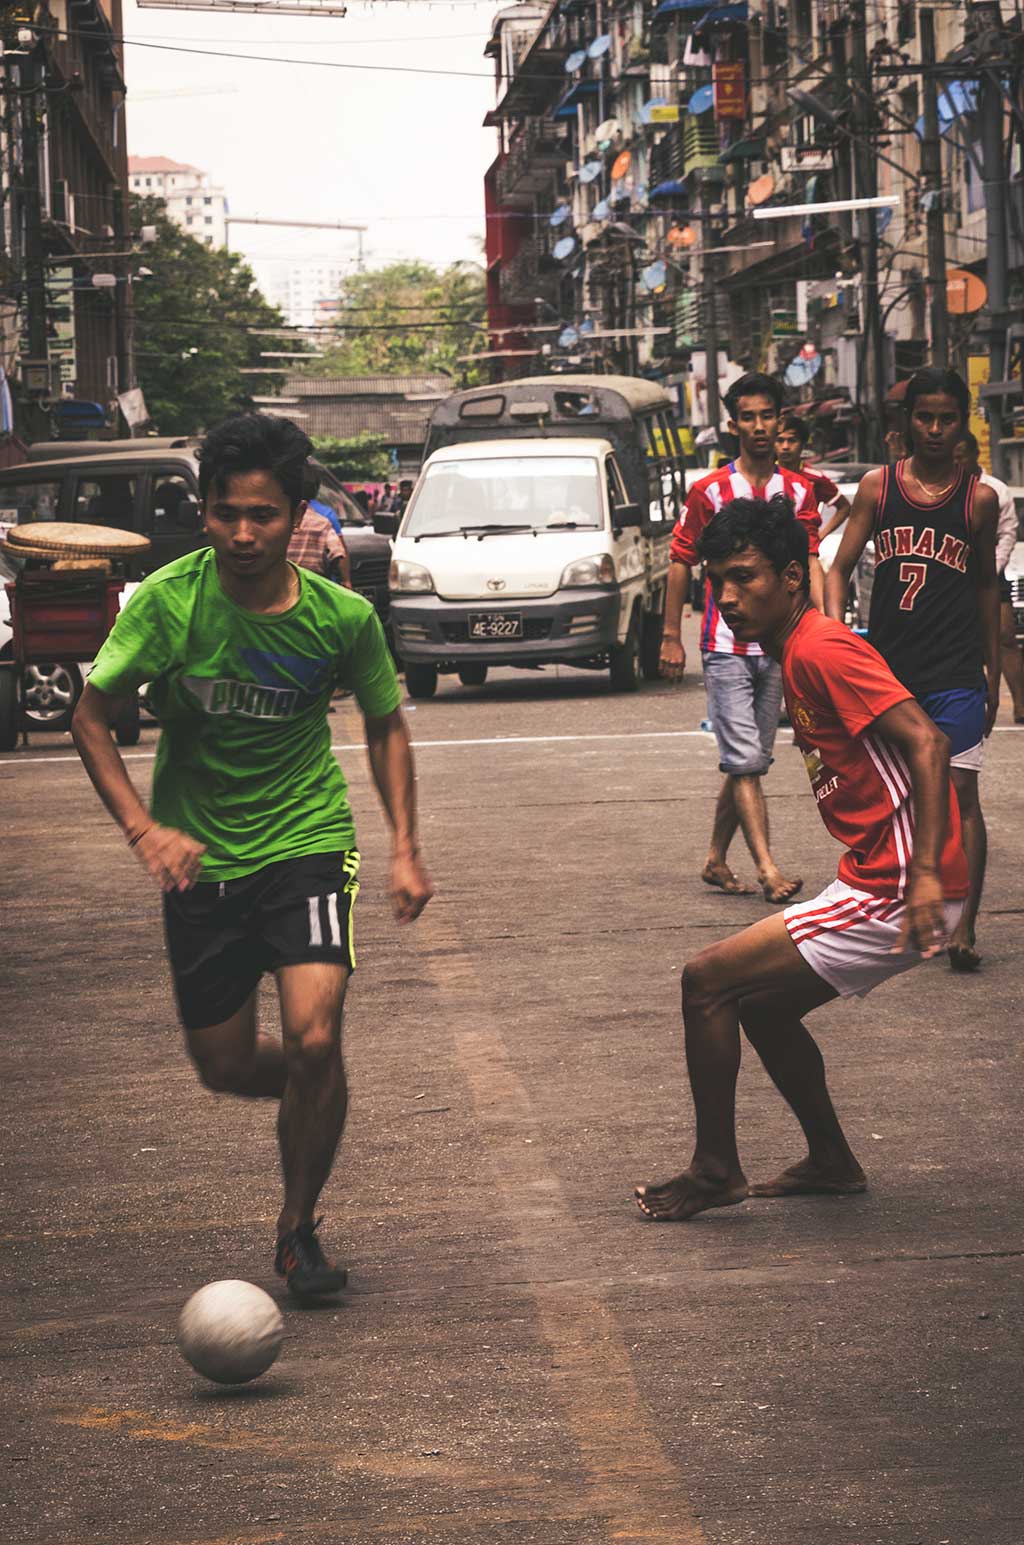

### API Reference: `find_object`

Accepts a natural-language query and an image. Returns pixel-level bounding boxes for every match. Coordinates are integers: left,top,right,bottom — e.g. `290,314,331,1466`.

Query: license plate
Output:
468,611,523,639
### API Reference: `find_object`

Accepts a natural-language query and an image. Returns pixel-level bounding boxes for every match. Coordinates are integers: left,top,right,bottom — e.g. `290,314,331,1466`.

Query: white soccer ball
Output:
177,1280,285,1385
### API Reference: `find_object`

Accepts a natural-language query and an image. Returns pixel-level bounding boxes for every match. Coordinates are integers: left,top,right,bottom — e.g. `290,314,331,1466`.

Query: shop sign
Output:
713,62,746,120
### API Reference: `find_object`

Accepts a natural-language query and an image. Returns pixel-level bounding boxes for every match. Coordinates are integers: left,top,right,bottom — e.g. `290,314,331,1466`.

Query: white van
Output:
389,436,671,696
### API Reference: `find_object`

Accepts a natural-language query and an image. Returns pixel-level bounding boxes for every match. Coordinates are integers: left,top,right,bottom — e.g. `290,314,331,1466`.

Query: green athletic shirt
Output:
88,547,402,880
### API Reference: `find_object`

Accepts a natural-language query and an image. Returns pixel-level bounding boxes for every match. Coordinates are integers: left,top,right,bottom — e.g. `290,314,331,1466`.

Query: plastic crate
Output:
6,574,125,663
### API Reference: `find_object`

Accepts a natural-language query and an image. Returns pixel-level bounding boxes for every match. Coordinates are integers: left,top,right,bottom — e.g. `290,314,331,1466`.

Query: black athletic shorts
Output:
163,850,360,1031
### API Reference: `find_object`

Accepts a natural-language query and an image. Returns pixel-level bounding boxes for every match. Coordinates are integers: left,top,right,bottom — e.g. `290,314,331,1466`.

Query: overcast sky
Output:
121,0,498,277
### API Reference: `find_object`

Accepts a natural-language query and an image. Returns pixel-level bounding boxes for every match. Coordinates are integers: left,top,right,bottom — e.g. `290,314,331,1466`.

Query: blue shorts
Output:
917,686,985,772
702,651,782,776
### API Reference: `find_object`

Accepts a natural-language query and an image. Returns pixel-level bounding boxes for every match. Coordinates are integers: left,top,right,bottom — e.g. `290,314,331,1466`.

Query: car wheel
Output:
0,664,20,751
21,661,83,731
609,610,641,692
457,664,488,687
405,663,438,700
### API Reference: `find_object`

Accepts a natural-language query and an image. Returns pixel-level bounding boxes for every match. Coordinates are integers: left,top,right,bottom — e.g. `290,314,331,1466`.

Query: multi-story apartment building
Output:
250,258,350,330
1,1,137,434
482,1,1023,469
128,156,229,249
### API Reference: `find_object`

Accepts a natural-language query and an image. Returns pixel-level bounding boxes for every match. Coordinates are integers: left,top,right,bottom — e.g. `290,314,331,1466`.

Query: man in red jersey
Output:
776,411,851,540
637,496,965,1222
660,373,823,903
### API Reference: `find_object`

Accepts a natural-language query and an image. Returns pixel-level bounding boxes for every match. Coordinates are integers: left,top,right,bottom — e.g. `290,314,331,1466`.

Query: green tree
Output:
130,197,298,435
310,432,390,483
311,260,486,384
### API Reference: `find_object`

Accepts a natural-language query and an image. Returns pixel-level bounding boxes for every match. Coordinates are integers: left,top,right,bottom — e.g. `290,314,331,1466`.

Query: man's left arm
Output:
971,483,1000,733
363,709,433,923
871,698,955,956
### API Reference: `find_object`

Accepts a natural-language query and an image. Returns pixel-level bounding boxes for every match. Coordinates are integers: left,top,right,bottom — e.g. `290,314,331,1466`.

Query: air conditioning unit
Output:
51,178,75,230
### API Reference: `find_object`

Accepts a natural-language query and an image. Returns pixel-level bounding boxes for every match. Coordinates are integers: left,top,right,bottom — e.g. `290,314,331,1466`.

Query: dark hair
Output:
697,494,810,594
958,430,980,457
301,462,320,502
904,367,971,425
779,411,810,446
197,414,313,507
724,371,783,420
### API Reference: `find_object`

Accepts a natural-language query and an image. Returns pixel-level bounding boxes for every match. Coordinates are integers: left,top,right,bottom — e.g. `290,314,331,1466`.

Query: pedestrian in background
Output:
289,465,351,587
955,431,1024,724
776,411,851,540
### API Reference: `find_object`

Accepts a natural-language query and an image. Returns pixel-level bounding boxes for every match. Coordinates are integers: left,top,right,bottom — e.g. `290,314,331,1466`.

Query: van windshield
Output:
405,456,603,537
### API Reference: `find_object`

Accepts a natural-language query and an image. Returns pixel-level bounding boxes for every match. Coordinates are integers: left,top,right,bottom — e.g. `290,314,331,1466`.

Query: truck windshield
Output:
405,456,603,537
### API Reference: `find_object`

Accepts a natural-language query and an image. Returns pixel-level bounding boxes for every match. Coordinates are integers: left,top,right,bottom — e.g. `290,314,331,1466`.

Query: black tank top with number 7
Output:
866,458,983,696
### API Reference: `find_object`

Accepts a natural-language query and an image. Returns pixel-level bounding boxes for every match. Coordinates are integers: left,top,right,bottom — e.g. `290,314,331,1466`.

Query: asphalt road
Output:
2,622,1023,1545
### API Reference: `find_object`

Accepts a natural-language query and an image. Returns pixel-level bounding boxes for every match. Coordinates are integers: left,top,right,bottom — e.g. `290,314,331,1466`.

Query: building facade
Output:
128,156,229,249
251,258,351,331
482,1,1023,472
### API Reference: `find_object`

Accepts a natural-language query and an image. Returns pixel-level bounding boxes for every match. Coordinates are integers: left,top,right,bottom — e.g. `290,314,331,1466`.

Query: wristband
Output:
127,826,153,849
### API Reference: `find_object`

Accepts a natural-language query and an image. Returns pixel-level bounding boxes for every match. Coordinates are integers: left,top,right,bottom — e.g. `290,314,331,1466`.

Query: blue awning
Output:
654,0,712,16
555,80,600,119
650,179,688,198
914,79,978,138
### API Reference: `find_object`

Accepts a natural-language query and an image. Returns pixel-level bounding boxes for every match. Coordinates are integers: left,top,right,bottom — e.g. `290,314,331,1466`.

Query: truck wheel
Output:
458,664,488,687
609,611,641,692
405,663,438,700
0,665,19,750
114,694,141,746
640,611,663,681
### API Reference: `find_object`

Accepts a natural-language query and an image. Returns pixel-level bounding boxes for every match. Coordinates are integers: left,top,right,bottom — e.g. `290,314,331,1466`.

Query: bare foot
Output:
701,861,756,896
948,943,982,972
749,1157,867,1197
758,867,803,905
635,1167,749,1221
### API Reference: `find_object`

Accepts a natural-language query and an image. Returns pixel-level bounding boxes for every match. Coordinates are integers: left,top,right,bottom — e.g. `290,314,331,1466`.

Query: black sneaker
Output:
275,1217,348,1299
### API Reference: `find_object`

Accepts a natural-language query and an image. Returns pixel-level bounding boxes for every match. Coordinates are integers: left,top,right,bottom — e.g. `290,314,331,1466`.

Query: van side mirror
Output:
613,501,643,528
373,511,399,537
176,497,203,532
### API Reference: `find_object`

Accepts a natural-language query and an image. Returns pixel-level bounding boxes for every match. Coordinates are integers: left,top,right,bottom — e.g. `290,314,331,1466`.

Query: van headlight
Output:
389,559,435,594
560,554,616,588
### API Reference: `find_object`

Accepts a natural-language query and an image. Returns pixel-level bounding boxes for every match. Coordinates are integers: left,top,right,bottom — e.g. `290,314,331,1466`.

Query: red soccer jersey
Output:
782,608,968,900
801,466,841,508
670,463,822,654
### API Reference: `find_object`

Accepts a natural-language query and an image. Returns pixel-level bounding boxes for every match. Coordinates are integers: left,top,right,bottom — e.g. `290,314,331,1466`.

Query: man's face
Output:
727,394,779,461
907,392,964,463
775,425,804,469
203,469,302,583
953,438,981,477
705,544,801,644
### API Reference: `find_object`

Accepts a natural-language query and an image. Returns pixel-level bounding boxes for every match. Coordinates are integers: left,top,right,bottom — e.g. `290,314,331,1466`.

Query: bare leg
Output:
731,773,802,904
275,961,349,1236
186,991,287,1098
948,767,985,970
999,601,1024,721
739,984,866,1196
702,778,755,894
635,914,828,1220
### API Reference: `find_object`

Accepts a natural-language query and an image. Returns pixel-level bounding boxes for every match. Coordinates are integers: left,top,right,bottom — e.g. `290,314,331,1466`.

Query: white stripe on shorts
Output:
326,892,341,947
308,896,322,947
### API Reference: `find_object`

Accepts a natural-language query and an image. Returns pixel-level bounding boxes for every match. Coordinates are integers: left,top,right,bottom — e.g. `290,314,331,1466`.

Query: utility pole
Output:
967,1,1010,479
850,3,884,460
18,40,50,440
702,245,720,456
918,9,949,369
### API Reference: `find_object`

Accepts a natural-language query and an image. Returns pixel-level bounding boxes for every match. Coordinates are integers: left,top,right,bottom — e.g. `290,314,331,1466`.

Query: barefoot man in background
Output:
637,496,966,1221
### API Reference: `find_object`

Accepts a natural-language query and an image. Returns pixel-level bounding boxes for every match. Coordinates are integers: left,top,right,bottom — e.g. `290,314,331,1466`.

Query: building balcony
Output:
496,120,568,206
499,237,560,306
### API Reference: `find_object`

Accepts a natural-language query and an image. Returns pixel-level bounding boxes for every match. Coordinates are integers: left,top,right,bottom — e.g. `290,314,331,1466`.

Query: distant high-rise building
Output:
128,156,228,249
249,258,350,330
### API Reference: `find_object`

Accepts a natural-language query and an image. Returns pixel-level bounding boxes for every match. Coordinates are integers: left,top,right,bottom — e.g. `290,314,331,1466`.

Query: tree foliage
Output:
311,432,390,483
130,197,299,435
309,260,486,384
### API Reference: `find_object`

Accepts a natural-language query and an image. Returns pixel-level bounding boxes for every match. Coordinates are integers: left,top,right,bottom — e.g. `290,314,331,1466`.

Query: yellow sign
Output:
967,355,991,472
649,105,681,124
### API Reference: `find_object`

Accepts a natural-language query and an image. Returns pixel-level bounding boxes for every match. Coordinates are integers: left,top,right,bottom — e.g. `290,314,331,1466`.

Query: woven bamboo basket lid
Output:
2,522,150,559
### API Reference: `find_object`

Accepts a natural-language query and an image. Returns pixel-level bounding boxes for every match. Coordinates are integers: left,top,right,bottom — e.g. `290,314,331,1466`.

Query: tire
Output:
114,693,141,746
404,662,438,700
609,610,641,692
640,610,663,682
21,661,83,732
457,664,488,687
0,665,19,751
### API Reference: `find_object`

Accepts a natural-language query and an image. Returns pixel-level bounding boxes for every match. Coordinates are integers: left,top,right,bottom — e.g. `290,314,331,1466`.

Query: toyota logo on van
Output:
486,578,507,592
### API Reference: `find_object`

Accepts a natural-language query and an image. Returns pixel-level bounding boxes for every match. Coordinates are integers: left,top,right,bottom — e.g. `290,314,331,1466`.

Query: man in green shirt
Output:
72,413,432,1299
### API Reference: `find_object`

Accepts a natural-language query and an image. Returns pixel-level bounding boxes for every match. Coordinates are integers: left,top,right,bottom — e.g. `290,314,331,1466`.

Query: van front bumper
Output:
389,590,621,666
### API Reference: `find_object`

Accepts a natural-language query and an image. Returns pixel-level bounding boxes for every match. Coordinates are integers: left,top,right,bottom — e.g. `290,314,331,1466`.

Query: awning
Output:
719,135,765,163
654,0,712,17
649,179,689,198
555,80,600,120
914,79,978,139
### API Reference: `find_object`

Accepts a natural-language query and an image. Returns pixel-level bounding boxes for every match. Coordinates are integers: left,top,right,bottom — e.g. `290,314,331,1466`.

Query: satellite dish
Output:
946,267,988,314
559,325,580,347
638,97,668,126
783,352,822,387
549,204,571,228
668,224,697,248
877,205,894,235
746,172,775,207
688,84,714,115
641,259,668,293
611,150,632,181
588,34,611,58
552,235,577,261
565,49,587,72
595,117,620,146
593,198,611,221
579,158,603,184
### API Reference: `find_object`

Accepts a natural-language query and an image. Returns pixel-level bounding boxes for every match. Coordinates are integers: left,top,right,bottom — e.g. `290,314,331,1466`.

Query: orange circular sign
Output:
946,268,987,314
667,224,697,248
611,150,631,181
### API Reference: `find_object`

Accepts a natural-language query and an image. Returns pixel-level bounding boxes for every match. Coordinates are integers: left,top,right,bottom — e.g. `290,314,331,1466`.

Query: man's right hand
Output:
659,636,686,680
129,823,207,893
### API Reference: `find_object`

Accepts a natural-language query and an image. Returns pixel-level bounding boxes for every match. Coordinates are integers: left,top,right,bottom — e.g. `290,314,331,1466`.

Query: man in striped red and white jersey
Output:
659,373,823,904
637,495,966,1224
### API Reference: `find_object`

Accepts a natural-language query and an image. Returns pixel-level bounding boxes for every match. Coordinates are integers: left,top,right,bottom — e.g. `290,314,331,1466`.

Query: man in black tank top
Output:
824,368,1000,972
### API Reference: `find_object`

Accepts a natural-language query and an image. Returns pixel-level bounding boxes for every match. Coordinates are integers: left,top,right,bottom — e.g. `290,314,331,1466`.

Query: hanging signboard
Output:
780,146,834,173
713,61,745,120
649,105,681,124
